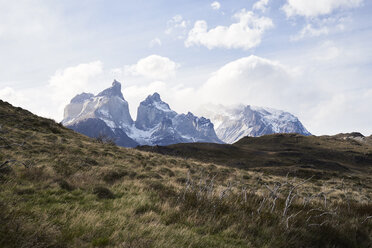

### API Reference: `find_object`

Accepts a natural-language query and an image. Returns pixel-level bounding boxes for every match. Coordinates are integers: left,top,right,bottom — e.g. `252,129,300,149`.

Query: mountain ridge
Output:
63,81,222,147
62,80,312,147
198,104,311,143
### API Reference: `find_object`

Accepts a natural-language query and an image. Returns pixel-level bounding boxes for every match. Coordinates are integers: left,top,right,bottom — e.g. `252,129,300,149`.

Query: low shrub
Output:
93,186,115,199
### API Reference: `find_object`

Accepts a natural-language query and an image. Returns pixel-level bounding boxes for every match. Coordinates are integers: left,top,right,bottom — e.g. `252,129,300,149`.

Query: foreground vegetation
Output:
0,100,371,247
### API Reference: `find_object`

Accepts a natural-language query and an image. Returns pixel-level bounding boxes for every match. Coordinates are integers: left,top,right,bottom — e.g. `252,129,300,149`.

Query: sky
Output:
0,0,371,135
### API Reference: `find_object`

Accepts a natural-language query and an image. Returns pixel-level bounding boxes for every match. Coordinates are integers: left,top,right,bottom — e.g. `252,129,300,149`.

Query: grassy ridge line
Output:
137,132,372,175
0,100,371,247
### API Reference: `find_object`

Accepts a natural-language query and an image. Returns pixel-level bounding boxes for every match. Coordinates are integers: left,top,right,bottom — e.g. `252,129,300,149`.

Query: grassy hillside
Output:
0,100,371,247
138,133,372,176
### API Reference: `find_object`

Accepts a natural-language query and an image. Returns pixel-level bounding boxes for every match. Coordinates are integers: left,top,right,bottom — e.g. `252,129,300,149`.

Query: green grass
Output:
0,100,371,247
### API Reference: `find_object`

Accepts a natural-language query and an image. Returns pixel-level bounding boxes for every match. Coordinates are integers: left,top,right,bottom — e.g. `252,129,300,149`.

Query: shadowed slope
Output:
138,133,372,173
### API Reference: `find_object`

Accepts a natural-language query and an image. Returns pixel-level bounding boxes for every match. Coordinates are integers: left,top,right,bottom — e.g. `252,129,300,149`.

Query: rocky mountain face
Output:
198,104,311,144
63,81,133,130
62,81,222,147
67,118,138,147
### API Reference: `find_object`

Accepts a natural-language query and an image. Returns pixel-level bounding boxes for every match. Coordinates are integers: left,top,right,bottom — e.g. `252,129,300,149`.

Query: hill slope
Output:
138,133,372,175
0,100,371,247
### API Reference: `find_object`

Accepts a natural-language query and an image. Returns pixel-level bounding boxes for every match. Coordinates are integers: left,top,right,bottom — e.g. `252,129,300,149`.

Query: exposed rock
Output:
198,104,311,144
135,93,177,130
68,118,138,147
134,93,222,145
63,80,133,129
172,112,221,143
62,81,222,147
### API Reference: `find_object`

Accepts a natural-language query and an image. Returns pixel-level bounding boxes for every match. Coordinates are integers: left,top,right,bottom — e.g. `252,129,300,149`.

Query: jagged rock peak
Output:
63,82,223,147
70,93,94,104
144,92,161,103
198,104,311,144
140,92,174,113
186,112,194,117
97,80,124,100
135,92,176,130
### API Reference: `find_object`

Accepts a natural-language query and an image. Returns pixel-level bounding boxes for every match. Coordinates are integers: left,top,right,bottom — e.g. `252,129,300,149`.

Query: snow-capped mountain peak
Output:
141,93,174,113
70,93,94,104
62,81,222,147
62,80,133,128
97,80,125,100
62,82,310,147
145,92,161,102
135,93,177,130
198,104,311,144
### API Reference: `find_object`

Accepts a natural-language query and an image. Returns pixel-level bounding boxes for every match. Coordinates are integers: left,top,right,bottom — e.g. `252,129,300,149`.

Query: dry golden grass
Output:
0,100,371,247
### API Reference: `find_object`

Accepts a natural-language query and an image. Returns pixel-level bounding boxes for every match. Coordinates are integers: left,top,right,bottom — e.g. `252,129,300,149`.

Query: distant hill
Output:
138,133,372,174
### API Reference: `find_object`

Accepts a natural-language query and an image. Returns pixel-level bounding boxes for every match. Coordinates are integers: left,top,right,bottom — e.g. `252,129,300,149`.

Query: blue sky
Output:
0,0,372,135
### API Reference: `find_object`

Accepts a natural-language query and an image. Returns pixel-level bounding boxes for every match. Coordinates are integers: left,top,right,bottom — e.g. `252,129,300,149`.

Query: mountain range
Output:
1,95,371,247
62,80,222,147
62,80,311,147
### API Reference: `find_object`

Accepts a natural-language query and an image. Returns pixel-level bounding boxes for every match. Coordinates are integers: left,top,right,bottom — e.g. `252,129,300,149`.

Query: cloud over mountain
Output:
124,55,179,80
198,55,297,108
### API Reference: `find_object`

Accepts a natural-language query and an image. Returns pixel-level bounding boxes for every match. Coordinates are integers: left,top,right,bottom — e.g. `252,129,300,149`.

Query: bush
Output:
95,134,116,146
134,204,161,215
93,186,115,199
19,166,47,181
57,179,74,191
15,187,35,195
103,170,128,183
92,236,110,247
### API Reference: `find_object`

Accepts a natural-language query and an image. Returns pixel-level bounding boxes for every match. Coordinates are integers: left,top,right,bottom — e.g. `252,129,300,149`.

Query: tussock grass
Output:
0,100,371,247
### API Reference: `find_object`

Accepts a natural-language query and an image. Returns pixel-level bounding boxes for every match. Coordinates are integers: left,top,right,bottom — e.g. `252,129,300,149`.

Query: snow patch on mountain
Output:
62,81,222,147
198,104,311,144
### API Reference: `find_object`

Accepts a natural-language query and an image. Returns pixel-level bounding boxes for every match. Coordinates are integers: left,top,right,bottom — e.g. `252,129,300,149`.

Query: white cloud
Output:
149,38,162,47
165,15,188,39
0,87,26,106
49,61,104,100
124,55,180,80
268,38,372,135
124,81,197,119
0,1,58,39
282,0,363,18
185,9,273,50
291,24,329,41
0,86,57,120
312,40,341,61
211,1,221,10
195,53,372,135
198,56,299,109
309,90,372,135
253,0,269,12
5,56,181,121
291,16,350,41
48,61,104,119
125,81,168,117
3,52,371,135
